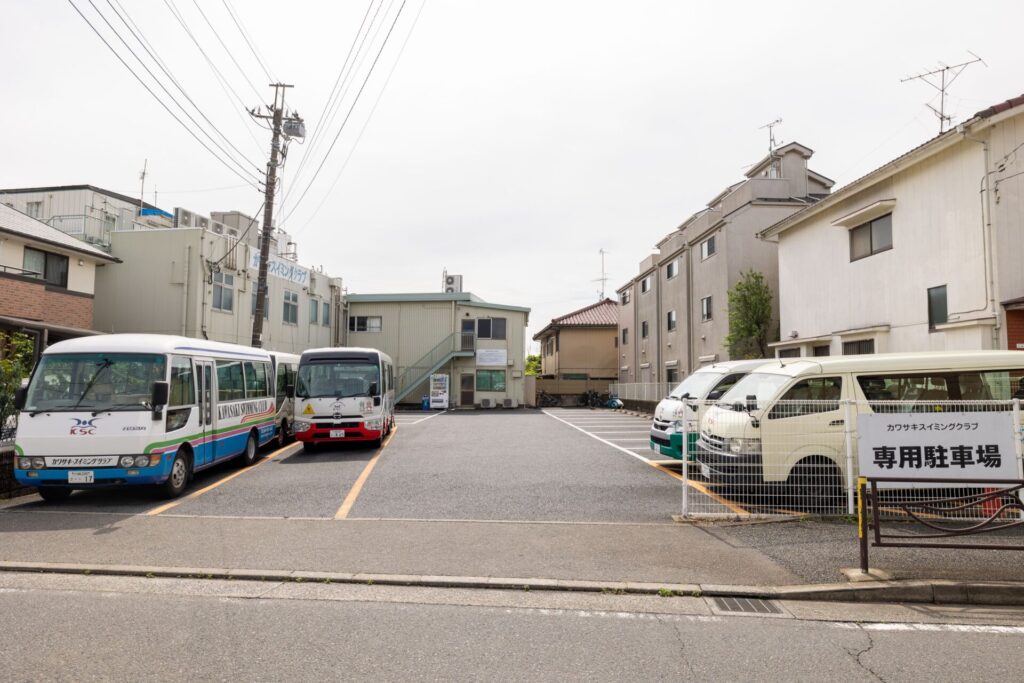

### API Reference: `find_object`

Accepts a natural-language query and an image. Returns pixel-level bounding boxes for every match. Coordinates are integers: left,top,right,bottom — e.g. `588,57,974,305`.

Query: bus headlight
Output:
293,420,311,433
119,455,135,468
31,457,46,469
18,458,32,470
727,438,761,455
134,455,151,468
365,418,382,431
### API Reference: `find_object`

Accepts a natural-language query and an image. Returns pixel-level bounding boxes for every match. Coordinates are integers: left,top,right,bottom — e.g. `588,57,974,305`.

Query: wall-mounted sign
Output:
476,349,507,367
249,250,310,287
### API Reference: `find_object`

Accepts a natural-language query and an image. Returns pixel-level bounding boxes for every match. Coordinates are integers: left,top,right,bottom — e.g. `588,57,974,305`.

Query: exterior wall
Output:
536,327,617,379
657,235,688,380
616,283,635,381
634,262,660,383
0,188,150,247
990,111,1024,330
0,271,94,330
774,137,998,356
94,228,341,354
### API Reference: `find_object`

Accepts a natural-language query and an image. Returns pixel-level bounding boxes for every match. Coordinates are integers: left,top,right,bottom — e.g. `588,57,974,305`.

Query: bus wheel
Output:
276,420,289,448
161,450,190,499
239,431,259,467
38,487,72,503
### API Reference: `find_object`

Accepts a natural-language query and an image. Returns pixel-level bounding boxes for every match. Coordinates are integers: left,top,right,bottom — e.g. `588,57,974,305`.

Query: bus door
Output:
195,360,216,467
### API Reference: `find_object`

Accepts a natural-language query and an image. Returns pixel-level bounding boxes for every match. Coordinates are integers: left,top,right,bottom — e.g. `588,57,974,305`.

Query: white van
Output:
649,360,769,460
695,351,1024,495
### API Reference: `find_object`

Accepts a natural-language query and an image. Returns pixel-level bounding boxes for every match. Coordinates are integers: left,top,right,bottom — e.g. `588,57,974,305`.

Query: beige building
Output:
618,142,833,383
344,292,530,407
93,210,343,354
762,93,1024,357
533,298,618,380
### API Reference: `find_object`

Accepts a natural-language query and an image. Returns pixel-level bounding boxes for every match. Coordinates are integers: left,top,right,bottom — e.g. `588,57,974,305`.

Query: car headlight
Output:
365,418,382,430
293,420,311,432
727,438,761,455
31,457,46,469
119,455,135,468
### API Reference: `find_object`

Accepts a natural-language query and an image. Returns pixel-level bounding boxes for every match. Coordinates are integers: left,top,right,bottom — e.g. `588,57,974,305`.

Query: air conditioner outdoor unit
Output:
227,228,238,237
480,398,492,409
503,398,514,408
443,274,463,293
211,222,224,235
175,208,194,228
196,215,210,229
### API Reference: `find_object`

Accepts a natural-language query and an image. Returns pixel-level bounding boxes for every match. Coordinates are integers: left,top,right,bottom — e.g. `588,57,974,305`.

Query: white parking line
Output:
395,410,448,426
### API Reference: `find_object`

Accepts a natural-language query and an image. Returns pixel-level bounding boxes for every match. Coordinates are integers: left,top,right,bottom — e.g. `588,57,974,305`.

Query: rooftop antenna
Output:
901,52,986,133
138,159,148,216
593,248,610,300
759,119,783,177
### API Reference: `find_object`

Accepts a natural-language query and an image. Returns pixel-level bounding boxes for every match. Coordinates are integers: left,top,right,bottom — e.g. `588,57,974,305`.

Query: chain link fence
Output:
676,398,1024,520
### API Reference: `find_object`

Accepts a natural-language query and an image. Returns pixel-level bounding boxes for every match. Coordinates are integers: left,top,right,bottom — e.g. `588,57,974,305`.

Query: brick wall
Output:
0,273,94,330
1007,310,1024,351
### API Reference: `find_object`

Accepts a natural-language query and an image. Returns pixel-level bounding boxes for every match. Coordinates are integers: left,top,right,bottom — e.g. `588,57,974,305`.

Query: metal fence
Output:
608,382,677,403
677,399,1024,520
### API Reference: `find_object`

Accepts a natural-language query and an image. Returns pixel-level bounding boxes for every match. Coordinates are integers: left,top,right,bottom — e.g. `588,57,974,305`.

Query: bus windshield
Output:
25,353,166,413
296,360,380,399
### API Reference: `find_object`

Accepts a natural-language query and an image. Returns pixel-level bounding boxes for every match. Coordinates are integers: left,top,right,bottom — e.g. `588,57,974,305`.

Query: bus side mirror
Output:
151,381,169,420
369,382,379,396
14,388,27,411
286,384,295,399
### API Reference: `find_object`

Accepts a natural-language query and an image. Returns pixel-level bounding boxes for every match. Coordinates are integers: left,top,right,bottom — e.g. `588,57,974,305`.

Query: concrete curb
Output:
2,561,1023,605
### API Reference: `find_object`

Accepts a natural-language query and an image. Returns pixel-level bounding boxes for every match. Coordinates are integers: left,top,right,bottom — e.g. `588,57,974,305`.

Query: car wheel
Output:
790,459,844,513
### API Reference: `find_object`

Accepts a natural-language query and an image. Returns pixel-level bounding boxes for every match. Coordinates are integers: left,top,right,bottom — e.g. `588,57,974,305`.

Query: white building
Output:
761,93,1024,356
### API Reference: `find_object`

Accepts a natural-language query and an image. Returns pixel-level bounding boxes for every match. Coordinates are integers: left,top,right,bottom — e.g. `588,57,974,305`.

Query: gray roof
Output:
346,291,530,314
0,203,119,262
0,184,162,212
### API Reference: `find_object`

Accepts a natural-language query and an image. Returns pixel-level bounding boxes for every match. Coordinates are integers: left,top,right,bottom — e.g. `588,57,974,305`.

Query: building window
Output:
928,285,948,329
700,235,716,260
701,296,712,321
622,328,629,345
666,260,678,280
283,291,299,324
620,289,631,305
251,291,269,318
476,369,506,392
212,271,234,312
641,321,649,339
309,298,319,324
843,339,875,355
813,345,831,357
22,247,69,288
348,316,382,332
666,367,679,384
666,310,677,331
476,317,506,340
322,302,330,326
778,348,801,358
850,213,893,261
641,276,651,294
25,201,43,218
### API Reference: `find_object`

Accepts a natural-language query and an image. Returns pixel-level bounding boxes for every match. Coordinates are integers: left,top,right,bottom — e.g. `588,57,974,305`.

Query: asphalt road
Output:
2,572,1023,682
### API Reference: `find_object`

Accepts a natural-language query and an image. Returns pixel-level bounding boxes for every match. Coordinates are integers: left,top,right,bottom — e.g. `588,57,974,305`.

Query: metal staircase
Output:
395,332,475,403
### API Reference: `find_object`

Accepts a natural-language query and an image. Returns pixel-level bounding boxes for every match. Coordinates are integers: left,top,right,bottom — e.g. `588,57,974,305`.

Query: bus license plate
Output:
329,430,345,438
68,471,94,484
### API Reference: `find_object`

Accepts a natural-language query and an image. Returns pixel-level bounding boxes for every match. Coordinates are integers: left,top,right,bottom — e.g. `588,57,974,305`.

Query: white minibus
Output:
14,334,278,501
292,347,395,451
269,351,300,446
696,351,1024,498
649,359,769,460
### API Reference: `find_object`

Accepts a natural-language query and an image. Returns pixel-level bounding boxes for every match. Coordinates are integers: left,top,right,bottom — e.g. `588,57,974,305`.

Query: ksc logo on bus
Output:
69,417,100,435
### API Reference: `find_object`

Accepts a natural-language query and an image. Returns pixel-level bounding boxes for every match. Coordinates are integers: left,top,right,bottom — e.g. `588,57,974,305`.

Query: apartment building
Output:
762,93,1024,356
618,142,833,382
344,291,530,407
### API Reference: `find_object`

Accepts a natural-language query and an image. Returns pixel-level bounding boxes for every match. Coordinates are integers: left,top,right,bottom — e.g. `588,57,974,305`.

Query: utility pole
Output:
901,53,985,133
138,159,147,216
593,248,609,300
248,83,303,348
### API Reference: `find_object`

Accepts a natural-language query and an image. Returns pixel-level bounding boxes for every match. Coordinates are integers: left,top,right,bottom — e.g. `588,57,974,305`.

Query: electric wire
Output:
280,0,409,223
67,0,262,189
293,0,427,235
221,0,275,83
102,0,263,174
210,201,265,269
188,0,264,101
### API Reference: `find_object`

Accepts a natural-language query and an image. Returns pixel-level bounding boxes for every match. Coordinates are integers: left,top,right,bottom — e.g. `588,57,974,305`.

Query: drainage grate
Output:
712,596,782,615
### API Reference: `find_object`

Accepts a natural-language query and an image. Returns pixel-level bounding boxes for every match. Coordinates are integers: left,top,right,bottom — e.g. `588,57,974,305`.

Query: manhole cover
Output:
711,596,783,615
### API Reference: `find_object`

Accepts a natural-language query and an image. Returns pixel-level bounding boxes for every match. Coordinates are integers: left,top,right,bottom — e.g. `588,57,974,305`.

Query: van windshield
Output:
25,353,166,413
668,371,725,399
717,372,791,410
296,361,380,399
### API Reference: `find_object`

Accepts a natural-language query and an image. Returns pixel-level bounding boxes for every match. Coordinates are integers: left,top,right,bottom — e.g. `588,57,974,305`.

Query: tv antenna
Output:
759,118,783,153
901,52,986,133
593,248,610,299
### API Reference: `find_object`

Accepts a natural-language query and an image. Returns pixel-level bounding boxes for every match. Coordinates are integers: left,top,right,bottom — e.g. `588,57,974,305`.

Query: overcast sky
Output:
3,1,1023,351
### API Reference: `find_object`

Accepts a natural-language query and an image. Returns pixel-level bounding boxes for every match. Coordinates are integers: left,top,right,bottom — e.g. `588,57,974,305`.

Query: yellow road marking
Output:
334,427,398,520
145,442,299,516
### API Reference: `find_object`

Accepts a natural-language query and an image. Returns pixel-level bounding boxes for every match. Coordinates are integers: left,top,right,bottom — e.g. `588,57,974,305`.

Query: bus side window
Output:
169,357,196,406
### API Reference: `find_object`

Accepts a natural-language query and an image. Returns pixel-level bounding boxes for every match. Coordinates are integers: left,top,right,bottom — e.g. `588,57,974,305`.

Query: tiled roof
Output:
0,203,118,262
533,298,618,340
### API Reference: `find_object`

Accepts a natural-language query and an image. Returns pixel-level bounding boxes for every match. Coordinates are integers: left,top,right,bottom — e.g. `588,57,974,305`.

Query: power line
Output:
67,0,262,189
293,0,428,234
187,0,264,102
210,201,265,269
280,0,409,224
220,0,275,83
102,0,263,174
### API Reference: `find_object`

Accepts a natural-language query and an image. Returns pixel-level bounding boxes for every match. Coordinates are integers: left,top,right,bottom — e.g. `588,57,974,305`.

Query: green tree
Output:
525,354,542,375
725,271,773,359
0,332,35,435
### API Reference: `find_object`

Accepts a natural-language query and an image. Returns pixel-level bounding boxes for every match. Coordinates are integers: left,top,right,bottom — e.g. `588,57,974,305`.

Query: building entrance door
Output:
460,373,475,407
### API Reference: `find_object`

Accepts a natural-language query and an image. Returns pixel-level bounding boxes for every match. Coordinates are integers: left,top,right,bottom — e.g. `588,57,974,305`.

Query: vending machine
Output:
429,373,450,409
